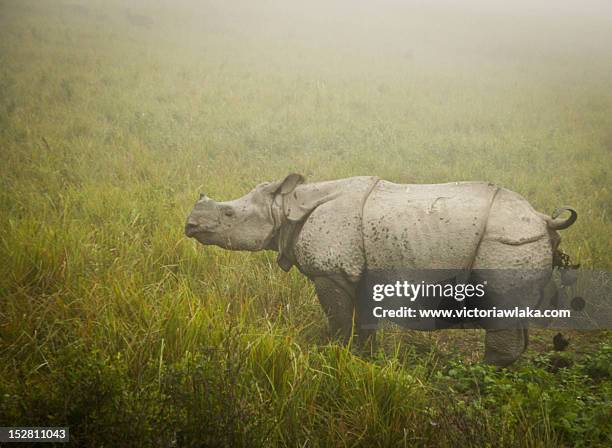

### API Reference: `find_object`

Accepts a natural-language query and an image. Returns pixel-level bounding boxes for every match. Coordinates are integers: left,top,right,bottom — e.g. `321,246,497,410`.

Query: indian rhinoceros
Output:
185,174,577,366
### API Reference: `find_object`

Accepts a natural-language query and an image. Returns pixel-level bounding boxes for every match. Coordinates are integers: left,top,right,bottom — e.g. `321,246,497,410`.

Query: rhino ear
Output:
264,173,305,195
278,173,305,195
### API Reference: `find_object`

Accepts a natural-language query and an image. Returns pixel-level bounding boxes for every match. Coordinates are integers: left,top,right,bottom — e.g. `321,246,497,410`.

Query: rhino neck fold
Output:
272,193,304,272
259,192,294,270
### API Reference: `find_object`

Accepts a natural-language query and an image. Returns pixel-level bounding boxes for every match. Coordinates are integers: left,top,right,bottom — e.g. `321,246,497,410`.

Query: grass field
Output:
0,1,611,446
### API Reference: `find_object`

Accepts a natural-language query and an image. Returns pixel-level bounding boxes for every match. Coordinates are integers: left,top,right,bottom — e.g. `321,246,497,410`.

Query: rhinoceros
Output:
185,174,577,366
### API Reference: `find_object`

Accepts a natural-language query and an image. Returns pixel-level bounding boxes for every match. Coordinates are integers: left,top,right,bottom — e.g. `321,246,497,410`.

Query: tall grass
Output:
0,1,610,446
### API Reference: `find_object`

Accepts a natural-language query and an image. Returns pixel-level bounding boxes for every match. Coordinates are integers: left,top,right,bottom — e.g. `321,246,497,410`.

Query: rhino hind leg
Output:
472,238,553,366
484,328,528,366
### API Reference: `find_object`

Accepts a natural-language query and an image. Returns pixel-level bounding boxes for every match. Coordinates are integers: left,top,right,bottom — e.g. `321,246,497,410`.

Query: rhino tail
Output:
540,206,577,230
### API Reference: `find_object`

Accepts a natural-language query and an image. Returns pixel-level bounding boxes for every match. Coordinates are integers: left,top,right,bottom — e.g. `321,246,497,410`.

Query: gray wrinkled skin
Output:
185,174,577,366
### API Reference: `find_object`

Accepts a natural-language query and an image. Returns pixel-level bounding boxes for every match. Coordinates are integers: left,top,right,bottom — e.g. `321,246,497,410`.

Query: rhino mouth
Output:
190,231,217,246
185,223,214,239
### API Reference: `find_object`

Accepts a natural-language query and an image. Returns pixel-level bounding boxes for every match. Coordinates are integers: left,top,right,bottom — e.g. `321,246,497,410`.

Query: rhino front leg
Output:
313,277,355,344
313,276,376,352
484,328,528,366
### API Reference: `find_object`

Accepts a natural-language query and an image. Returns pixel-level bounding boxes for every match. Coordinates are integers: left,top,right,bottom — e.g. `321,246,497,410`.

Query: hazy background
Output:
2,0,610,262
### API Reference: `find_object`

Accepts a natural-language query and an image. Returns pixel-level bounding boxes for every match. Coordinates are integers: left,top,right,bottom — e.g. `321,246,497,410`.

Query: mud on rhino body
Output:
185,174,577,366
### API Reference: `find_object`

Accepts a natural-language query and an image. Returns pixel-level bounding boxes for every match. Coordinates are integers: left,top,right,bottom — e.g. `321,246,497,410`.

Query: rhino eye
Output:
223,208,235,217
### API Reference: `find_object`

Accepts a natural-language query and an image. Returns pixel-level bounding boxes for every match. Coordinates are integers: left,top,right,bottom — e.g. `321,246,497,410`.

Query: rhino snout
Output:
185,218,206,238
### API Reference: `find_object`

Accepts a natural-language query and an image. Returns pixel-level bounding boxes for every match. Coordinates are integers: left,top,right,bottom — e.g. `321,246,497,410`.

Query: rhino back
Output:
292,178,549,279
362,181,499,270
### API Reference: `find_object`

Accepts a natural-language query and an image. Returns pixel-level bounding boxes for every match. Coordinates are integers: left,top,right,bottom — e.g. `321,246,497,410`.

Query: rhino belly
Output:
362,181,498,270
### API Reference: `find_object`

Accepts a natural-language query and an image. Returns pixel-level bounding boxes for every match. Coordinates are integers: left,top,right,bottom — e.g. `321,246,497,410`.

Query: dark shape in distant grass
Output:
547,353,573,372
553,332,570,351
571,296,586,311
